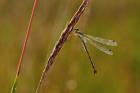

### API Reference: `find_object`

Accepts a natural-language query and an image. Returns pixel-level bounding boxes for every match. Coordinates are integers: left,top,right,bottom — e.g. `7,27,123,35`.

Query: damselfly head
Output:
74,29,84,36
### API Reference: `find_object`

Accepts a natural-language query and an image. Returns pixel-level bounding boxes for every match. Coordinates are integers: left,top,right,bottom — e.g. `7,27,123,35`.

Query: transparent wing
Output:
85,37,113,55
85,35,117,46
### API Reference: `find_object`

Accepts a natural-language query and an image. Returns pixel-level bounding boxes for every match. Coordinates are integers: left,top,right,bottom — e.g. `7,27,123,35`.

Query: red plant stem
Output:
11,0,39,92
35,0,89,92
16,0,38,77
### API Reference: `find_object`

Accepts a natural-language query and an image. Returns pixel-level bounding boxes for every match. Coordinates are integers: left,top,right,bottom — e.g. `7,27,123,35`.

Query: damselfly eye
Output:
112,40,115,42
74,28,79,31
74,29,84,36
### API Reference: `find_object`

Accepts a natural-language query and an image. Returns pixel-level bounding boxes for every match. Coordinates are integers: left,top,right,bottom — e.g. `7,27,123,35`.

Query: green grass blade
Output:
11,77,18,93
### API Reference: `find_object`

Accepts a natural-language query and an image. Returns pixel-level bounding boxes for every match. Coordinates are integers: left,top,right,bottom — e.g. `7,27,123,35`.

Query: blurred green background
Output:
0,0,140,93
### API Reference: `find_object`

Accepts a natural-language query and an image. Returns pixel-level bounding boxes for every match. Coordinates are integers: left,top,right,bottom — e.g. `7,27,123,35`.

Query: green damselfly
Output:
74,29,117,74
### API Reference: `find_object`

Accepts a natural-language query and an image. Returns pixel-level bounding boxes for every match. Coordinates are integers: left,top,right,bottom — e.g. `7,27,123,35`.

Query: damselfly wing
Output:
85,35,117,46
74,29,117,55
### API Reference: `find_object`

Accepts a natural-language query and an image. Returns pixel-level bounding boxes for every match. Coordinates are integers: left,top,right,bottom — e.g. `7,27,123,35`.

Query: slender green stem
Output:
11,0,39,92
11,75,18,93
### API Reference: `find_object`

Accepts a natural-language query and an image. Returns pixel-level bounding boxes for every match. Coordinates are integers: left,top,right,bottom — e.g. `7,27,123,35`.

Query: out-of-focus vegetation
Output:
0,0,140,93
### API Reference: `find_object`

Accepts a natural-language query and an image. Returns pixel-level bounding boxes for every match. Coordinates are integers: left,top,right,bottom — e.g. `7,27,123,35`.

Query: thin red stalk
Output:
35,0,89,92
11,0,39,92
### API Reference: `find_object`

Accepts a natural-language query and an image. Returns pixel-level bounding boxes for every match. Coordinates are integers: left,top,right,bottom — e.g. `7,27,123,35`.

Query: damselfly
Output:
73,29,117,74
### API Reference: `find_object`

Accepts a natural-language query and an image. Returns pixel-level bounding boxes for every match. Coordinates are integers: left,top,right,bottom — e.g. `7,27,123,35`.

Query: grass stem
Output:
35,0,89,92
11,0,39,92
